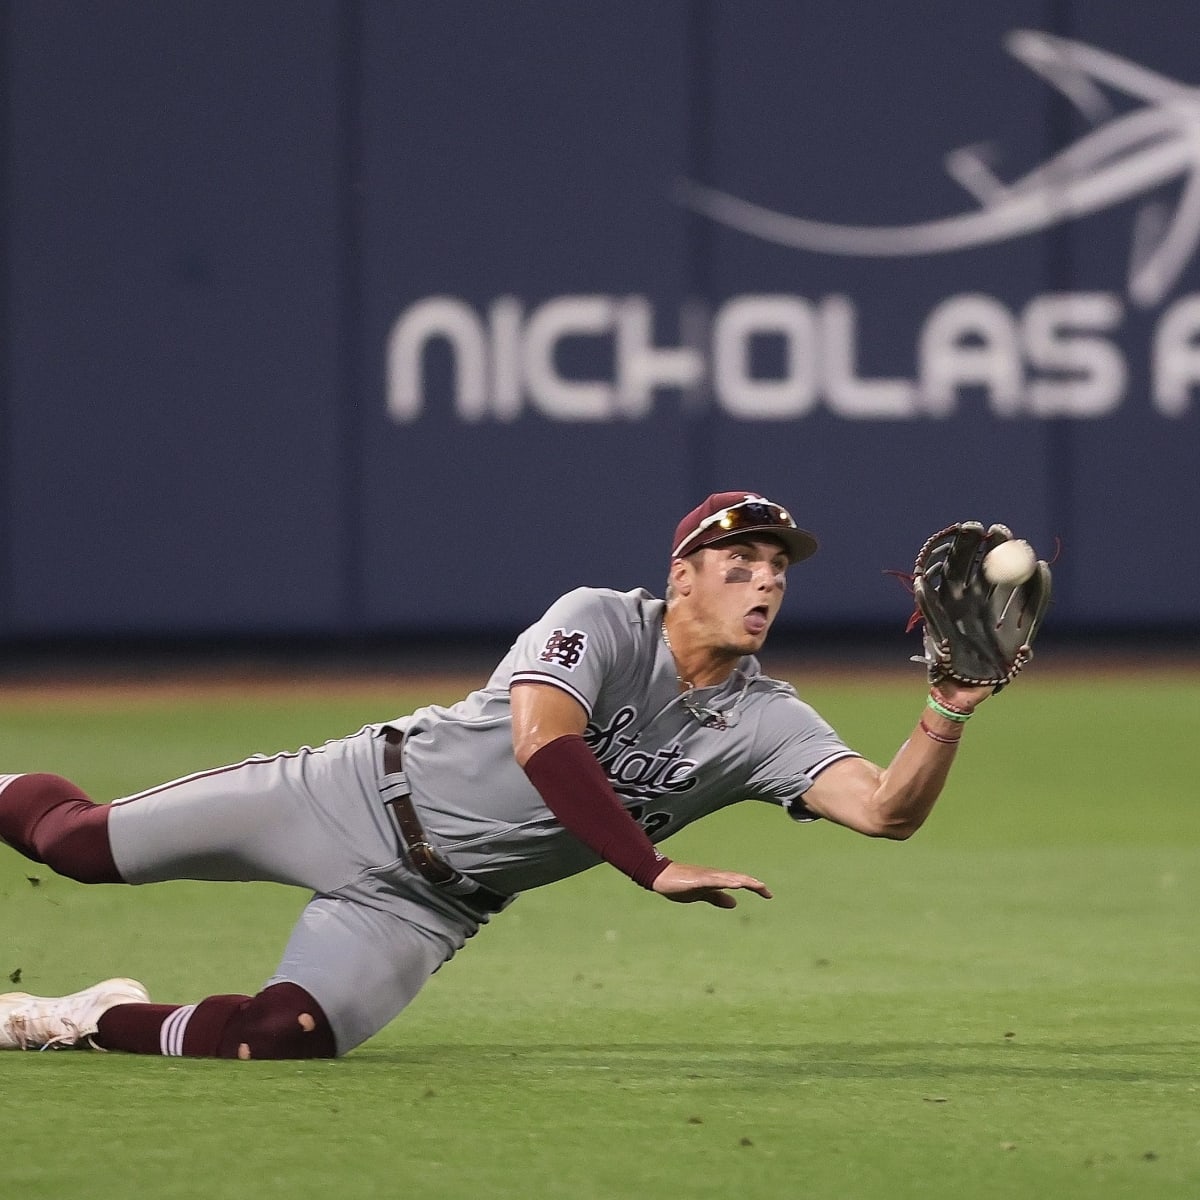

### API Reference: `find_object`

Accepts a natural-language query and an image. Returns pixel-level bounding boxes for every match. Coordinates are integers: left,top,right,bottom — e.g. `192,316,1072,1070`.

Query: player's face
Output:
688,537,790,654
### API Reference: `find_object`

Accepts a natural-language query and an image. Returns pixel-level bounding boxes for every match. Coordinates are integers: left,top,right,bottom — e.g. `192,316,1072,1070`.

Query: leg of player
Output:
93,891,462,1058
0,978,337,1058
2,727,395,899
0,773,123,883
0,772,338,1056
2,890,467,1057
0,729,464,1057
92,981,338,1059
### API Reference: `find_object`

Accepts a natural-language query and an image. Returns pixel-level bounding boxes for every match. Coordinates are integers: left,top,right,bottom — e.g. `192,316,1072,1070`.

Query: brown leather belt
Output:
381,729,510,914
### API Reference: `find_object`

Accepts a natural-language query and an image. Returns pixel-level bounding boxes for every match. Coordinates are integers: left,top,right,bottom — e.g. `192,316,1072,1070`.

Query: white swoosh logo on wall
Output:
677,30,1200,307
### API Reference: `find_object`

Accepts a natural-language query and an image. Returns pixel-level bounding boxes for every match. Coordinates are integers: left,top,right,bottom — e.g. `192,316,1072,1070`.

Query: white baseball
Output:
983,539,1037,586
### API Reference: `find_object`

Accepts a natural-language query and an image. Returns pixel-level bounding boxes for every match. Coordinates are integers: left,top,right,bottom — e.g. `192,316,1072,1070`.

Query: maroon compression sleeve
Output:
523,734,671,889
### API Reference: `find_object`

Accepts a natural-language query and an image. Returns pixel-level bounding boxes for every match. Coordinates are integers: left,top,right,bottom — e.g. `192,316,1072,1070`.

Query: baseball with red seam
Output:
982,539,1038,587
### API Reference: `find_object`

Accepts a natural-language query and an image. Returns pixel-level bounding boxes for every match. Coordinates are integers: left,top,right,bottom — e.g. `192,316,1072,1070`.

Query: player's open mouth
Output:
744,606,770,635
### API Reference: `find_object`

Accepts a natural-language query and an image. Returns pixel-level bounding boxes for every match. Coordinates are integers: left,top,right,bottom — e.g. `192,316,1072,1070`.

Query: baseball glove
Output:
910,522,1052,689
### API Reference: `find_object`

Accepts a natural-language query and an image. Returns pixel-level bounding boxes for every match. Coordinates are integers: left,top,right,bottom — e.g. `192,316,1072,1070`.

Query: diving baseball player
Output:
0,492,1025,1059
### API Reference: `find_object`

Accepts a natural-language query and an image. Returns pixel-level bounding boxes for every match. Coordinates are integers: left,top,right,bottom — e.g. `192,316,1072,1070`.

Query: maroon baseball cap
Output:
671,492,818,564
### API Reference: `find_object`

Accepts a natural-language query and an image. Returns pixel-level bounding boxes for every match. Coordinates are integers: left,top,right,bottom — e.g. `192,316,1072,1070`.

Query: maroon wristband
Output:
522,734,670,889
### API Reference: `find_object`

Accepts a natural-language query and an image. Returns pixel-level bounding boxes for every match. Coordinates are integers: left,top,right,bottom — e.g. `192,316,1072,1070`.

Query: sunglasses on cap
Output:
672,499,799,558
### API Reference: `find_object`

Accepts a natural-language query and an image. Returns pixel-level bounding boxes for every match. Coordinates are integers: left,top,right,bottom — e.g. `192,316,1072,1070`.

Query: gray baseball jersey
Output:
392,587,859,896
105,585,859,1053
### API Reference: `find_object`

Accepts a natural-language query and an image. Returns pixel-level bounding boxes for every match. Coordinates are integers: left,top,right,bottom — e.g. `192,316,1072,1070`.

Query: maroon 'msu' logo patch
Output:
539,628,589,670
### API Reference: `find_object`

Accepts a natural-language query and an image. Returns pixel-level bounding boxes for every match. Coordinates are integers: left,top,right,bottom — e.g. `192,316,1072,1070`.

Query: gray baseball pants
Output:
107,725,493,1053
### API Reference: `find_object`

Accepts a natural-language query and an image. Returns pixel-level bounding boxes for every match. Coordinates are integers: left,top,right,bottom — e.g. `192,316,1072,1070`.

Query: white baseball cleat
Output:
0,977,150,1050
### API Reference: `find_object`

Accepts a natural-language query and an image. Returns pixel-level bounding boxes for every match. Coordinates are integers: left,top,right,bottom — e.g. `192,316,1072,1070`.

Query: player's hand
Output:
651,861,773,909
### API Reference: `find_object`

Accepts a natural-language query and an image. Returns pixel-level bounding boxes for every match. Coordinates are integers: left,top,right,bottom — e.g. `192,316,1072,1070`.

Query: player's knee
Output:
0,773,77,846
3,775,122,884
221,983,338,1060
40,803,121,882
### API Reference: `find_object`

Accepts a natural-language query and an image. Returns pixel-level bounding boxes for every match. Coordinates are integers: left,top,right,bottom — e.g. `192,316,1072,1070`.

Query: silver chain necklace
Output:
660,620,749,730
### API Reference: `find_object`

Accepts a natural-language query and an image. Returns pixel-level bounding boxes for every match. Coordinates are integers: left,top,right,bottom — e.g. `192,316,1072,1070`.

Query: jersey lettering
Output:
538,628,589,670
627,803,673,839
584,705,638,758
584,706,699,795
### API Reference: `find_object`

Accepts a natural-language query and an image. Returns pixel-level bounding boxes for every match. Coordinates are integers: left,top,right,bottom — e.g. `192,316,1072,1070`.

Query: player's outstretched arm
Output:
651,862,773,908
800,679,992,839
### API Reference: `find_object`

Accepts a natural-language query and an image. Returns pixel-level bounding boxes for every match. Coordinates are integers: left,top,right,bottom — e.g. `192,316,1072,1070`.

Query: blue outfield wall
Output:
2,1,1198,638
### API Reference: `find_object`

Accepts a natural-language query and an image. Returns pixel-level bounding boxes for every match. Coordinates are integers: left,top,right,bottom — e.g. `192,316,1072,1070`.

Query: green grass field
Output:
2,670,1197,1199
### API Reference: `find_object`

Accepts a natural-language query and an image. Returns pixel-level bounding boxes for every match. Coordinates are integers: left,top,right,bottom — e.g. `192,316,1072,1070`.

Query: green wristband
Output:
926,694,972,723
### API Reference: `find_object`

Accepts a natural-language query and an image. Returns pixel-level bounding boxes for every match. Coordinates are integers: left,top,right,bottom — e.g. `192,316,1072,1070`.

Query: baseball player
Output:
0,491,1011,1059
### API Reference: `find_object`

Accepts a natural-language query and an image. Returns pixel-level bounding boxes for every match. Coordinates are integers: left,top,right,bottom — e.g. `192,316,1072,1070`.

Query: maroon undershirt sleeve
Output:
522,734,671,889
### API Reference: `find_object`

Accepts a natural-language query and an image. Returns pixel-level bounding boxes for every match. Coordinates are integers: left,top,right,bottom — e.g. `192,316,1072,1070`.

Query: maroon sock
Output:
93,1003,188,1055
95,986,336,1059
0,773,121,883
95,995,251,1056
